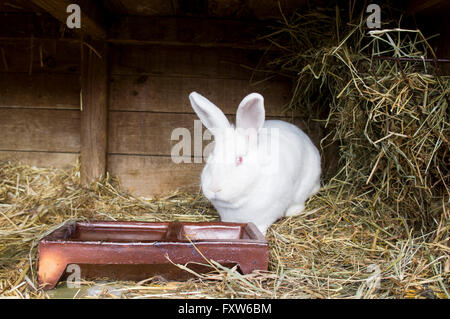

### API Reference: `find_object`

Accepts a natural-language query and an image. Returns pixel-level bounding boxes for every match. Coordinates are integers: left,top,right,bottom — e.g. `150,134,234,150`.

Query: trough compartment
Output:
38,221,269,289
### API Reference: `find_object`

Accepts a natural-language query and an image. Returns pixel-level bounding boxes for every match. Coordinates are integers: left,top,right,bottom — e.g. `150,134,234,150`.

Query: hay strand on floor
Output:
0,161,448,298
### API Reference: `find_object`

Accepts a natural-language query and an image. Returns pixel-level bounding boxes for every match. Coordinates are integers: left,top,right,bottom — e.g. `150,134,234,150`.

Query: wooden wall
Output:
107,44,293,195
0,39,81,168
0,17,293,196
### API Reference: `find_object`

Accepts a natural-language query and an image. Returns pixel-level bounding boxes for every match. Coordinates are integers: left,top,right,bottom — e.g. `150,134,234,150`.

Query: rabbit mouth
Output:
206,191,227,202
207,191,243,209
211,197,240,210
204,188,230,203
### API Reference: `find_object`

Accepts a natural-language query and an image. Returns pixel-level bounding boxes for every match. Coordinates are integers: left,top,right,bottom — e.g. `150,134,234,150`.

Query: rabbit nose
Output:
211,187,222,193
208,185,222,193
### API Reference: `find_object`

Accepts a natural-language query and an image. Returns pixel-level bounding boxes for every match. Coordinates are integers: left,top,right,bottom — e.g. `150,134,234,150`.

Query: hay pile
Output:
0,161,448,298
263,5,449,230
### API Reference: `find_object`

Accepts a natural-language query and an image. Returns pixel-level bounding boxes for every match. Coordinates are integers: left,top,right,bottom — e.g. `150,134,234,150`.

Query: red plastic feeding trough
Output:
38,221,269,289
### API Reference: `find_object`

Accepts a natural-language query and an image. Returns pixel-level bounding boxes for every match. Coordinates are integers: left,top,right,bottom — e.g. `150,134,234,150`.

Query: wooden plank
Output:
245,0,307,20
438,19,450,74
405,1,450,74
0,73,79,109
0,39,80,73
80,41,108,185
107,155,203,196
108,112,199,156
0,12,77,38
30,0,106,39
207,0,305,19
108,0,303,19
100,0,302,18
0,151,77,168
100,0,126,15
109,75,291,116
0,0,45,12
111,0,175,16
0,108,80,152
108,111,309,156
406,0,450,15
109,16,270,50
110,44,266,79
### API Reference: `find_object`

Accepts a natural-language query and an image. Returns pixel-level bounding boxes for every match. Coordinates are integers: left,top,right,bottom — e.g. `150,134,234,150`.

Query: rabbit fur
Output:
189,92,321,235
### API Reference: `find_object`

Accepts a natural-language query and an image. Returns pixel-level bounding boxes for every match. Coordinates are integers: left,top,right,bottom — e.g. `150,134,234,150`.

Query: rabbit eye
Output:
236,156,243,166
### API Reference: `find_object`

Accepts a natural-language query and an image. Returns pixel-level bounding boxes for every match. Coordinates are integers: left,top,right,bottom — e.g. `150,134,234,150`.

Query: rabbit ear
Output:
236,93,265,131
189,92,230,134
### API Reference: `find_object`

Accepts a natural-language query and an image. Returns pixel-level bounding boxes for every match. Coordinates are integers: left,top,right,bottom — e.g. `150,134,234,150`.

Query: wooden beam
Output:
80,41,108,185
0,14,275,50
108,75,291,115
30,0,106,39
0,12,74,38
0,38,80,74
406,0,450,15
109,45,272,79
108,16,272,50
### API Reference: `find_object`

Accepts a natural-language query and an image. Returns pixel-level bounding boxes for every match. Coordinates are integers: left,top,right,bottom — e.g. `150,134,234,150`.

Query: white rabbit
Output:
189,92,321,235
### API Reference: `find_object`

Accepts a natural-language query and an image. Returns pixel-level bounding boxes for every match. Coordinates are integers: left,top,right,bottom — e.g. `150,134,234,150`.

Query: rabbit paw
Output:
285,203,305,217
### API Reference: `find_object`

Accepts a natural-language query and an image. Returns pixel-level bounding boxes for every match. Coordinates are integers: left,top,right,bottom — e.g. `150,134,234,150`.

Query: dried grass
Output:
262,4,449,230
0,161,448,299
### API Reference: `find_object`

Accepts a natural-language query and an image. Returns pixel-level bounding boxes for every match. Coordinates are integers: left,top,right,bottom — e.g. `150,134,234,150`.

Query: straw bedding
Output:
0,162,447,299
0,3,448,299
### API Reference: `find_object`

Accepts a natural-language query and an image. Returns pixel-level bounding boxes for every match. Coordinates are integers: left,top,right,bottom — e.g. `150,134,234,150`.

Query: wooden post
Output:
80,40,108,185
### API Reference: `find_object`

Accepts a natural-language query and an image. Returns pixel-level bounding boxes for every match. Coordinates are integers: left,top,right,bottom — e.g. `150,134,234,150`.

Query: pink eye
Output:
236,156,243,166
